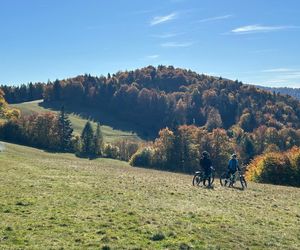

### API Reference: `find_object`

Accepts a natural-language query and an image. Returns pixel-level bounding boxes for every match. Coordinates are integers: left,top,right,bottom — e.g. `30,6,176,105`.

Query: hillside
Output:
0,142,299,249
257,85,300,100
42,66,300,136
10,100,142,143
2,66,300,177
3,66,300,137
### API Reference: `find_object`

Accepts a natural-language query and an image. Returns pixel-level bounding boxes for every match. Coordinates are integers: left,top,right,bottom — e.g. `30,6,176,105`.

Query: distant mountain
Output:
256,86,300,100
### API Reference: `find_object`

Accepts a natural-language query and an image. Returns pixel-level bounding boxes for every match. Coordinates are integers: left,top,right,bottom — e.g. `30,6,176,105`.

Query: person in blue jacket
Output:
226,154,241,179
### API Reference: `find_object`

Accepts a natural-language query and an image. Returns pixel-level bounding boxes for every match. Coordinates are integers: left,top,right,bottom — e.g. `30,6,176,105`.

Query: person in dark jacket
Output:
199,151,213,187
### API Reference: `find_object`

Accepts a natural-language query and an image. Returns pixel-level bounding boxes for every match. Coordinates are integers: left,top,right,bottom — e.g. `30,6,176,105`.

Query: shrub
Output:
150,232,165,241
103,143,120,159
246,147,300,187
114,140,139,161
129,147,154,167
260,154,292,185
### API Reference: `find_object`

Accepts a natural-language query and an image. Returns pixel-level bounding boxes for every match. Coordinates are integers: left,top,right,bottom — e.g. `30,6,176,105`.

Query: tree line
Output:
1,82,45,103
129,125,300,175
0,104,140,160
0,106,101,157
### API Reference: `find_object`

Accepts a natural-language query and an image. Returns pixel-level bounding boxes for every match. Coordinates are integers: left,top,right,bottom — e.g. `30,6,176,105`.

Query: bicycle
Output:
192,167,215,187
219,170,247,190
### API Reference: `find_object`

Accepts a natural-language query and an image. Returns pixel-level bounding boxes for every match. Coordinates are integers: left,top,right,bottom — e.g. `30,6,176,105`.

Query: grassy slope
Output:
0,142,299,249
10,100,141,143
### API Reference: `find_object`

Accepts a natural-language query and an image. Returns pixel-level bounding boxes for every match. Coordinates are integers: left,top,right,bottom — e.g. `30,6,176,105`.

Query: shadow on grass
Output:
40,101,156,141
232,186,246,191
222,185,246,191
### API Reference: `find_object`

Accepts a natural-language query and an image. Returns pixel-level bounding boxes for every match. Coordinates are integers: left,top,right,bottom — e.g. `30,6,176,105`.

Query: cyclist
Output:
200,151,213,187
226,154,241,182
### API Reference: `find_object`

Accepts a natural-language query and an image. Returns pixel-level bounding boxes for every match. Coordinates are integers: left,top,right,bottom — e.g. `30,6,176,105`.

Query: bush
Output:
103,143,120,159
129,147,154,167
246,147,300,187
114,140,139,161
0,119,26,143
260,154,292,185
150,232,165,241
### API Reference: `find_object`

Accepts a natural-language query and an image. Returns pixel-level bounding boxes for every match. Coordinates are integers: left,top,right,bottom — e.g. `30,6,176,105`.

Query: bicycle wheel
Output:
240,175,247,189
192,173,203,186
219,172,229,187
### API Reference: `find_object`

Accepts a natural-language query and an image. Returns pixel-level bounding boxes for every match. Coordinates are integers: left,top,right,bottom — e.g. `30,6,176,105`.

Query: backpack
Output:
228,159,237,171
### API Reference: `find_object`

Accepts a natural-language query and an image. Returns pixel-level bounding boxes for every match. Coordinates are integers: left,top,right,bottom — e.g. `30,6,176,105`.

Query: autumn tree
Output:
0,89,20,119
239,110,256,132
205,107,223,132
153,127,175,168
209,128,233,173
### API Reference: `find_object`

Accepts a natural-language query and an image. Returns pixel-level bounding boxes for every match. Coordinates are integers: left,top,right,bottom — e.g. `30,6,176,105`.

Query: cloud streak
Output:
231,25,297,34
262,68,297,73
258,67,300,88
161,41,193,48
197,14,233,23
152,32,184,39
150,12,177,26
146,55,160,59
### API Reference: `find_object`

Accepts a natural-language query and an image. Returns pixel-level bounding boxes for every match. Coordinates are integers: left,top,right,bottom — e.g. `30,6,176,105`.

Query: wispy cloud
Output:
152,32,183,39
146,55,160,59
231,25,297,34
262,68,297,73
161,41,194,48
150,12,177,26
197,14,233,23
258,67,300,88
260,78,300,88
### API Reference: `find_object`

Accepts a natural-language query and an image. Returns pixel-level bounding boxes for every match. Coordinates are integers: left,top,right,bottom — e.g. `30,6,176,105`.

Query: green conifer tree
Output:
58,106,73,151
81,121,94,155
93,123,104,156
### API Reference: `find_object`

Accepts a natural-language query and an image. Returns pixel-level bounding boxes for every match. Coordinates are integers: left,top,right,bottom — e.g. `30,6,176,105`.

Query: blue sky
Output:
1,0,300,88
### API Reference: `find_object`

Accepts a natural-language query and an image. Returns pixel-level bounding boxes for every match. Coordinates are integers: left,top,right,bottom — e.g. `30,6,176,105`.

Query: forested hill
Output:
2,66,300,137
256,85,300,100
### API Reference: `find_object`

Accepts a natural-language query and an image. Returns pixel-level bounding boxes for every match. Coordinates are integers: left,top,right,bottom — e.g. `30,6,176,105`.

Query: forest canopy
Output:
39,65,300,135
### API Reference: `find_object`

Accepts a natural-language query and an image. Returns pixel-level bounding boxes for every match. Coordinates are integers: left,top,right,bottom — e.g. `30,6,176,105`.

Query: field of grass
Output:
10,100,142,143
0,142,300,249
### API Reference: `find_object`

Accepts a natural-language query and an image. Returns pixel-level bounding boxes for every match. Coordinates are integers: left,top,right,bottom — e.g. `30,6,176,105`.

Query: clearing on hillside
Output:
10,100,142,143
0,142,300,249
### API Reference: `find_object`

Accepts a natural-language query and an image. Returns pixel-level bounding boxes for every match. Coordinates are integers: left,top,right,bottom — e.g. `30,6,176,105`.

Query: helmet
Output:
202,151,209,157
232,153,237,158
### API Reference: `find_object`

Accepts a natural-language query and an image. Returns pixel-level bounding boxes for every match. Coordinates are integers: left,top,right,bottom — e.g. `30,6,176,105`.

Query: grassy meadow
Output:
0,142,300,249
10,100,141,143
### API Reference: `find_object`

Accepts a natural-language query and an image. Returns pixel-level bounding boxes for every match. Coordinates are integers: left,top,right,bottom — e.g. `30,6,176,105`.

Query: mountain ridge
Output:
1,66,300,137
256,85,300,100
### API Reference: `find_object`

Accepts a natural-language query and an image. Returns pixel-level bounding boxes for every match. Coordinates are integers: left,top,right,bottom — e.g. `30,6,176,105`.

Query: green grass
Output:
1,142,300,249
10,100,142,143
